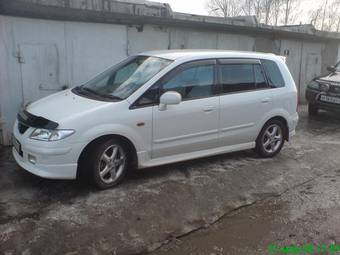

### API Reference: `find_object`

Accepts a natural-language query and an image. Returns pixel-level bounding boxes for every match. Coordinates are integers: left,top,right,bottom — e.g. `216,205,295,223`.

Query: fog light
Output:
28,154,37,164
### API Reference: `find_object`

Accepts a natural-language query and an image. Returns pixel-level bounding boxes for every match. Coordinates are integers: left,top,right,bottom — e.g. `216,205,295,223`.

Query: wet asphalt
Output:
1,107,340,255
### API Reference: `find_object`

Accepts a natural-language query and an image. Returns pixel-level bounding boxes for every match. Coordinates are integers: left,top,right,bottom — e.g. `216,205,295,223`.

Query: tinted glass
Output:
162,64,215,100
134,84,159,107
262,60,285,88
254,64,268,89
220,64,255,93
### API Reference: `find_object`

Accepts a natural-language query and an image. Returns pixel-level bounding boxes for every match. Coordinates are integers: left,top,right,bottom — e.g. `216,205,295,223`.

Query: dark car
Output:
306,62,340,116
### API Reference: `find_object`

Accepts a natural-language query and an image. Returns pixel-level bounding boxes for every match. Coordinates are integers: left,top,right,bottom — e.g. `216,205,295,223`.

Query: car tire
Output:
308,103,318,116
255,120,285,158
86,138,130,189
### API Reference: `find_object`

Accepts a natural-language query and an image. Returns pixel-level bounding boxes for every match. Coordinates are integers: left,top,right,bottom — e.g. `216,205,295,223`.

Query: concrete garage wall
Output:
0,15,129,145
170,28,218,49
66,22,127,85
0,2,340,145
127,25,169,55
217,33,255,51
298,42,324,102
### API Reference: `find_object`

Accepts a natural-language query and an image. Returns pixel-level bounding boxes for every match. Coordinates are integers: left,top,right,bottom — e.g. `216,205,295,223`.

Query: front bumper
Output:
306,89,340,112
12,147,78,179
12,121,84,180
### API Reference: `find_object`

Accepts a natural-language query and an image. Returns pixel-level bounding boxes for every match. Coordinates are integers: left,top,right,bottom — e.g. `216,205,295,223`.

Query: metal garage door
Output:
19,43,67,105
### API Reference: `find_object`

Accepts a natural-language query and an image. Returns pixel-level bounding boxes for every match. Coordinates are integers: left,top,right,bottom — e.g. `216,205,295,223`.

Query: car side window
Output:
161,63,216,100
254,64,268,89
262,60,285,88
133,83,160,108
219,64,256,93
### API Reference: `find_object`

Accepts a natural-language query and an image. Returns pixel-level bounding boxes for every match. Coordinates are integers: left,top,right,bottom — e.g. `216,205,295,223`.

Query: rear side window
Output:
220,64,255,93
262,60,285,88
254,65,267,89
219,63,268,93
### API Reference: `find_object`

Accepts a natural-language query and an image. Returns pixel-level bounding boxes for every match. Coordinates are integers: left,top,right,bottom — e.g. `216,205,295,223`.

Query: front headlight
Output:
308,80,320,90
30,129,75,141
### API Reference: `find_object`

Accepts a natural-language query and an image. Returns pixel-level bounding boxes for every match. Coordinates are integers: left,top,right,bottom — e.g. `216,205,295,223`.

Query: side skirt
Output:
138,142,256,169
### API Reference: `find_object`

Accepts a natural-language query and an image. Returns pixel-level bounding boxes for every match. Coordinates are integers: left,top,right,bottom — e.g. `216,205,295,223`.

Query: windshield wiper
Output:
97,94,123,100
75,86,122,101
81,87,99,95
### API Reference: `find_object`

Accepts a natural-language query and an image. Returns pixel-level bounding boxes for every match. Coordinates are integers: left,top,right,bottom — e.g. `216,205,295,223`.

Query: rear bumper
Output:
306,89,340,112
288,112,299,139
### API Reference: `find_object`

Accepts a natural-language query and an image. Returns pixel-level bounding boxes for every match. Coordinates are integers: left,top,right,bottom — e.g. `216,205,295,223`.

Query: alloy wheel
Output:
262,124,283,154
98,144,126,184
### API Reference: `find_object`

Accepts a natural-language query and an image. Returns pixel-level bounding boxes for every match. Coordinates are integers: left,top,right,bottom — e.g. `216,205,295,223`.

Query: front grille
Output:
18,122,29,134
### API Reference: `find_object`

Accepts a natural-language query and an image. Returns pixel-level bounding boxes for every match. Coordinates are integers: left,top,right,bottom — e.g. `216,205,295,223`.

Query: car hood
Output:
26,89,110,125
316,72,340,84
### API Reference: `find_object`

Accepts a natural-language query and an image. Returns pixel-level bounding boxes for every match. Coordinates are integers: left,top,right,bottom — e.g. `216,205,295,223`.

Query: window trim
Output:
130,59,218,109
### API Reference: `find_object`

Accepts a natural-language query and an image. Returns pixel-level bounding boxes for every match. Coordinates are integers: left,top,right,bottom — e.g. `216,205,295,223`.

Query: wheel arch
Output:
76,134,138,179
262,116,289,141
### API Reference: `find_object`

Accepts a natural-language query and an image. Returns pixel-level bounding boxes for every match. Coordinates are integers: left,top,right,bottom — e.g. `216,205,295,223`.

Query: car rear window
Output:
262,60,285,88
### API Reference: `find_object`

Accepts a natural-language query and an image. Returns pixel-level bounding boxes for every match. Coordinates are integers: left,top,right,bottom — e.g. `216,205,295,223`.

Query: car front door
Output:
152,60,219,159
217,59,273,147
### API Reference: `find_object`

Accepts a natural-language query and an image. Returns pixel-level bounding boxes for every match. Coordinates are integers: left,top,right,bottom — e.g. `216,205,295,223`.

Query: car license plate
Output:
13,137,22,156
320,95,340,104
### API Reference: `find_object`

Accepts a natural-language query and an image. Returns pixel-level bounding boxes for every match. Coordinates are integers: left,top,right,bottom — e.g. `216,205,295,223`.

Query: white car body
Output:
12,50,299,180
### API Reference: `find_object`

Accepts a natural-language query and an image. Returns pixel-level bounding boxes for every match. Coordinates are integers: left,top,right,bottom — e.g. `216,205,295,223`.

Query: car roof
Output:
139,49,279,62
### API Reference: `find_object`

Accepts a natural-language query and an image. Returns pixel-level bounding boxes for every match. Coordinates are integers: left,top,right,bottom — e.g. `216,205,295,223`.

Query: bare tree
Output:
282,0,298,25
309,0,340,31
271,0,282,26
206,0,302,26
262,0,274,24
207,0,243,18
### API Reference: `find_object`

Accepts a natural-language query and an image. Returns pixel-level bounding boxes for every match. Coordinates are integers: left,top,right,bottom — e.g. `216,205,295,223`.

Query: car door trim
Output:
153,128,219,144
221,123,255,133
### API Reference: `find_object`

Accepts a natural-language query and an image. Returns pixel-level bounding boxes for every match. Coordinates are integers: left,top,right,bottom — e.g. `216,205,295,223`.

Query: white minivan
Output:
13,50,299,189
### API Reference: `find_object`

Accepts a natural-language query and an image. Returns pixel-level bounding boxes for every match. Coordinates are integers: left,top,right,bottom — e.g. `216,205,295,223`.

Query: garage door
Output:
20,43,67,105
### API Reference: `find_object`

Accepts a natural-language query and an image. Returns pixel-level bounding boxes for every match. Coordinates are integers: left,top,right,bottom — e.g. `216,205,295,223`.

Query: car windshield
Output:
77,56,172,100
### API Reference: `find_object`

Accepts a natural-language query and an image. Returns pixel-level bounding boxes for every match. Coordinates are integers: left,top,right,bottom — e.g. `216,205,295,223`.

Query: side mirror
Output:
159,91,182,111
327,65,336,72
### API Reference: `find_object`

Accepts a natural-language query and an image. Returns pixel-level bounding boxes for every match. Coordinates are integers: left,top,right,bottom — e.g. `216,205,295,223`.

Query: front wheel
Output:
255,120,285,158
86,138,130,189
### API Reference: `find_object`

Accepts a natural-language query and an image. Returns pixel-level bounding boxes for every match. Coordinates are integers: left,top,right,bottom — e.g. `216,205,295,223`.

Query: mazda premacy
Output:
13,50,299,189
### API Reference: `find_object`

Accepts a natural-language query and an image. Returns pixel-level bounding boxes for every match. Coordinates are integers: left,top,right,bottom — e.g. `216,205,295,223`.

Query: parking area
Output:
1,107,340,255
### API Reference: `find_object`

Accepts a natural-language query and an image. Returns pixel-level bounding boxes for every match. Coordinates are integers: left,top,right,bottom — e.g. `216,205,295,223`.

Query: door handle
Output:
203,106,214,112
261,98,271,103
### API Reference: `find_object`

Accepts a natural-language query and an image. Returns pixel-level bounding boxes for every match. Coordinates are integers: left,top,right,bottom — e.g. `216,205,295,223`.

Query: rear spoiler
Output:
279,56,287,63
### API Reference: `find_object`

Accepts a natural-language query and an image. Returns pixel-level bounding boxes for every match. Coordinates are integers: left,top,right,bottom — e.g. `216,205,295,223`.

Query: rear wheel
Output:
86,138,130,189
308,103,319,116
256,120,285,158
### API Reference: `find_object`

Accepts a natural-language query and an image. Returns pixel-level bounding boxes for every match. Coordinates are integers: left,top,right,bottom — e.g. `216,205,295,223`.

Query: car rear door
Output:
217,59,273,147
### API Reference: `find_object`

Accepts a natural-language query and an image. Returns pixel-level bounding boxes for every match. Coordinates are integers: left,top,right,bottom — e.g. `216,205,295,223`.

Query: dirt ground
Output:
1,108,340,255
